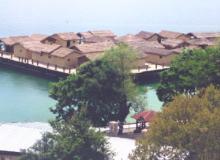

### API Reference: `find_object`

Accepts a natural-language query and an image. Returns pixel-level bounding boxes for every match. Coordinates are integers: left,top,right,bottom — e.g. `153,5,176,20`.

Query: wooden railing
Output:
0,51,76,74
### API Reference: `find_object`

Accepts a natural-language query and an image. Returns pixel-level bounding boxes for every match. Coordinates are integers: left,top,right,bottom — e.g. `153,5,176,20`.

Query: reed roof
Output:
30,34,48,42
49,32,80,41
73,42,115,54
159,30,184,39
187,38,216,46
89,30,116,38
0,36,31,46
20,41,61,53
142,47,176,56
161,39,187,48
136,31,160,40
191,32,220,39
51,47,78,58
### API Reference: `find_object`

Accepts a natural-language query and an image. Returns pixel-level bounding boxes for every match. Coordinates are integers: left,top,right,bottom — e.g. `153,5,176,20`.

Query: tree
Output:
20,111,112,160
50,44,142,133
129,85,220,160
157,46,220,103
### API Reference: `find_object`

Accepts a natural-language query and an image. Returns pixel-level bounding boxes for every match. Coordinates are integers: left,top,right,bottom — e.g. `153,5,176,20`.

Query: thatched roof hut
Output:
136,31,162,42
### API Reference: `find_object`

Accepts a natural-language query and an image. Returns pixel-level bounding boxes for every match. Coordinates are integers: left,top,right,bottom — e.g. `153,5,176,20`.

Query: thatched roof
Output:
46,32,80,41
187,38,216,46
19,41,61,53
30,34,48,42
159,30,184,39
129,41,165,49
72,42,115,54
51,47,79,58
89,30,116,38
117,34,164,49
136,31,160,40
84,36,115,43
0,36,31,46
190,32,220,39
77,32,94,39
116,34,145,43
161,39,187,49
143,47,176,56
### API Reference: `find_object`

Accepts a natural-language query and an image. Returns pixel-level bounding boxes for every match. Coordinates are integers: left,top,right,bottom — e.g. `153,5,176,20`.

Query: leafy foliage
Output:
50,44,141,127
130,85,220,160
20,111,112,160
157,47,220,103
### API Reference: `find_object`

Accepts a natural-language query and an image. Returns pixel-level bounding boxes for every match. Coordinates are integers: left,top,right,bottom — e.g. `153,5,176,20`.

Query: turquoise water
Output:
0,67,55,122
126,84,163,123
0,66,162,122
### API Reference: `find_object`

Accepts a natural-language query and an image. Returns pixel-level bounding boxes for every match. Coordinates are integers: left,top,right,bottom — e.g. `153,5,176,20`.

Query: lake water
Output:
0,66,162,122
0,0,219,122
0,67,55,122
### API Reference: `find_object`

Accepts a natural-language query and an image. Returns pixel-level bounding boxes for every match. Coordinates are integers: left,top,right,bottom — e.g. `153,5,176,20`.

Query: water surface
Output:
0,66,55,122
0,66,162,122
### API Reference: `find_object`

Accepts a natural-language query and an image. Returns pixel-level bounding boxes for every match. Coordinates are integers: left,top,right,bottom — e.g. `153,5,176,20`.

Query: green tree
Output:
157,47,220,103
50,44,141,133
130,85,220,160
20,111,112,160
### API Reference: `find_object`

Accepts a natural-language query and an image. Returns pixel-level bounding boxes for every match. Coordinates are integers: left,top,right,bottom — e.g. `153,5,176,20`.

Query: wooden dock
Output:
0,51,76,74
0,51,169,78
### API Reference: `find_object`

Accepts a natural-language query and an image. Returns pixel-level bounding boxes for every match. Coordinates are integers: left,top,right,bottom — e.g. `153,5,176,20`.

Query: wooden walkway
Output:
0,51,169,75
131,63,169,74
0,51,76,74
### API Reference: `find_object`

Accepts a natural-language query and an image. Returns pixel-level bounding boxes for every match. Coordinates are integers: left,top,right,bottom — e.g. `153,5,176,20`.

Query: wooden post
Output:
63,67,65,72
32,59,33,64
11,54,13,59
55,65,57,70
37,61,39,66
69,68,71,74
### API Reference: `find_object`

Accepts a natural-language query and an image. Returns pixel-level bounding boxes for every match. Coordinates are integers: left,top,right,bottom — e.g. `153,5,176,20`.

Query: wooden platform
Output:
0,51,76,75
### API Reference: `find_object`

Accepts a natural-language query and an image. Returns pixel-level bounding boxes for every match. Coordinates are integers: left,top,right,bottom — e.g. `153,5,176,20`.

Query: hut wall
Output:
32,52,50,65
50,54,79,68
44,38,78,48
77,56,89,66
144,54,177,65
14,44,32,59
0,154,20,160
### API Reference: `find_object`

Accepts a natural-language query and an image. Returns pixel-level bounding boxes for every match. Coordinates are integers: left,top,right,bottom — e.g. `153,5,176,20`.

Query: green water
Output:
126,83,163,123
0,67,56,122
0,67,162,122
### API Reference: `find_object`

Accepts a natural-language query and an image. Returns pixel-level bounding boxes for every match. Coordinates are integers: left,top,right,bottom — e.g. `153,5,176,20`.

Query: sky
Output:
0,0,219,36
